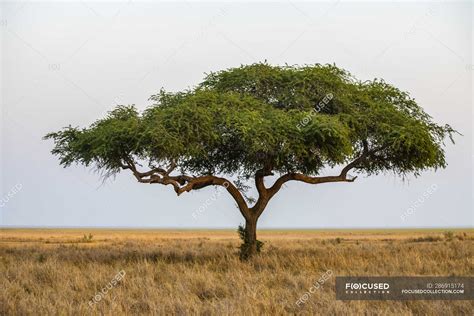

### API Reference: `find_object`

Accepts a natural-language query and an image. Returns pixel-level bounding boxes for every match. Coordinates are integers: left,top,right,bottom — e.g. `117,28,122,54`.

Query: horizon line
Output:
1,225,473,230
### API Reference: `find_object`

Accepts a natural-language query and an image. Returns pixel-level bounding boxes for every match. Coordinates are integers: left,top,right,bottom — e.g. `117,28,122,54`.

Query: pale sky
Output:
1,1,472,228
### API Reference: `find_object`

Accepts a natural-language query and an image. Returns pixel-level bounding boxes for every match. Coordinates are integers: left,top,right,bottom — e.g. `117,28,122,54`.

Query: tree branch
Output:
267,142,383,198
122,159,251,219
255,168,273,196
121,141,388,221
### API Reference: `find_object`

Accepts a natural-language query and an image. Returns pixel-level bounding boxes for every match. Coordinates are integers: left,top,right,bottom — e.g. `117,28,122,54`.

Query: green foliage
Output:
45,63,456,180
237,225,264,260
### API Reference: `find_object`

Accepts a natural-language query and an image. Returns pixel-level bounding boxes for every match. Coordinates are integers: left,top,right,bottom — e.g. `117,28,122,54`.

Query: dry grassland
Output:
1,229,473,315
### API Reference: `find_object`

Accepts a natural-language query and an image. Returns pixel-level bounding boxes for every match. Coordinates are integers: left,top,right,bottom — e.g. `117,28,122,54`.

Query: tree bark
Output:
244,216,258,258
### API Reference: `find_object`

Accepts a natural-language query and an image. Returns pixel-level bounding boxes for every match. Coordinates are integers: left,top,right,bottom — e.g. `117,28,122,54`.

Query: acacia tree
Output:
45,63,455,259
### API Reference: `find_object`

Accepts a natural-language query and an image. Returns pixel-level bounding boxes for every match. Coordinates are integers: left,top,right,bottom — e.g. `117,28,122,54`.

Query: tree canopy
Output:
45,63,455,182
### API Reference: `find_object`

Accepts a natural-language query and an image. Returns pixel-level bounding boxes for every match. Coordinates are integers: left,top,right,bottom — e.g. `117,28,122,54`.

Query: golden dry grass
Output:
1,229,473,315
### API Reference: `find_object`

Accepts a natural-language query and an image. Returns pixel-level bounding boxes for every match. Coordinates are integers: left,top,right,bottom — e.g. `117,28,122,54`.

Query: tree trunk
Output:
243,216,258,259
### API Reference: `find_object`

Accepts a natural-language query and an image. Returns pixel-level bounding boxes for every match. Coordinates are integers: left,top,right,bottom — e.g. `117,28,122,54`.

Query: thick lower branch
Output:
267,172,356,200
266,148,371,199
122,160,251,219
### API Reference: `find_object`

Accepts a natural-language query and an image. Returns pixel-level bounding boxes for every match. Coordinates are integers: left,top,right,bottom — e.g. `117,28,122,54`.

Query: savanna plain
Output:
1,228,473,315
